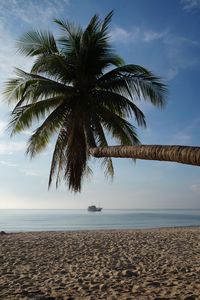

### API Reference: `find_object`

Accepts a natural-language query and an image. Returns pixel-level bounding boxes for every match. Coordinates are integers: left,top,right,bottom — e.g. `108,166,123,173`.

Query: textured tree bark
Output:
89,145,200,166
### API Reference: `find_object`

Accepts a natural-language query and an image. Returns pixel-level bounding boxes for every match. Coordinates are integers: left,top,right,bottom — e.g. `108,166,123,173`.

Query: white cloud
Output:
169,118,200,144
0,160,18,167
0,21,32,83
143,31,200,79
111,26,166,44
0,141,26,154
111,26,140,43
0,0,70,83
158,34,200,80
143,30,166,42
180,0,200,11
0,158,44,178
0,0,70,26
166,67,179,80
171,132,192,144
110,24,200,80
191,183,200,194
21,169,44,177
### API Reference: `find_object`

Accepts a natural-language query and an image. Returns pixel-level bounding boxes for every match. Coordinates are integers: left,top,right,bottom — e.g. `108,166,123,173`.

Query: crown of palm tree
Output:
4,11,167,192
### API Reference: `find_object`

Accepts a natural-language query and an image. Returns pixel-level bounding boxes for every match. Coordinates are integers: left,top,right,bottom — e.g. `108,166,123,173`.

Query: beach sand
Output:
0,228,200,299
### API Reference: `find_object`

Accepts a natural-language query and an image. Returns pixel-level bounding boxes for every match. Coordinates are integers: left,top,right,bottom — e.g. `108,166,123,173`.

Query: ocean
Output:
1,209,200,232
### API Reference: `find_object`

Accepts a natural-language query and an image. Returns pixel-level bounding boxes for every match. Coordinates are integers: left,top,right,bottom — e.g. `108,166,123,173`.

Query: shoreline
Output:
1,227,200,299
2,224,200,234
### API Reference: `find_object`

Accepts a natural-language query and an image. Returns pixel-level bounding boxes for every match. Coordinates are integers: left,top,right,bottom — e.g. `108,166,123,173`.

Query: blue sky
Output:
0,0,200,209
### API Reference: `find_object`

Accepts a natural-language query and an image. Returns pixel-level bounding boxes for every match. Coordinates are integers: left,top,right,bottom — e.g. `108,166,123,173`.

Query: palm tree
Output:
4,11,169,192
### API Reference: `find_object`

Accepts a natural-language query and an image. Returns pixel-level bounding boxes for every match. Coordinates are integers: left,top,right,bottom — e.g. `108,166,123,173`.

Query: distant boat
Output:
88,205,102,212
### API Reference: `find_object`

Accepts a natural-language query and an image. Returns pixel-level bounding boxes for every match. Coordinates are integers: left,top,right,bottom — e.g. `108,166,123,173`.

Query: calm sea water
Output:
1,209,200,232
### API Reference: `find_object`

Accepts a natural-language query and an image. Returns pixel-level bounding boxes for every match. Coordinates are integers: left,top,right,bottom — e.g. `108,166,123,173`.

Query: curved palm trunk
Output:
90,145,200,166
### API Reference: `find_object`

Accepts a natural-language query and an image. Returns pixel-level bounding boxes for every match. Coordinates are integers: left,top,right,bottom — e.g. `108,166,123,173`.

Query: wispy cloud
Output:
143,30,166,42
0,158,44,177
0,160,18,167
0,21,32,82
0,141,26,155
164,35,200,79
0,0,70,82
0,0,70,26
169,118,200,144
191,183,200,194
110,26,140,43
110,24,200,79
180,0,200,11
171,132,192,144
20,169,44,177
111,26,165,43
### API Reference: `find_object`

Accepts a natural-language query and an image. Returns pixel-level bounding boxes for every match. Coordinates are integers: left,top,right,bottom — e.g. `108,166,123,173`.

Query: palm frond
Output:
49,125,68,188
82,13,124,73
97,64,167,107
101,11,114,35
83,165,93,178
64,119,87,192
9,96,64,135
93,118,114,178
26,103,68,158
17,30,58,57
49,114,88,192
98,106,140,145
54,19,83,54
54,19,83,37
85,14,101,34
92,90,146,127
83,117,97,148
4,68,75,103
98,53,124,69
31,53,74,84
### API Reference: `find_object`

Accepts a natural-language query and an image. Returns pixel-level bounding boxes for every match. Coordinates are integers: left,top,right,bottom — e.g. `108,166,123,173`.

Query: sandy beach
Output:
0,228,200,299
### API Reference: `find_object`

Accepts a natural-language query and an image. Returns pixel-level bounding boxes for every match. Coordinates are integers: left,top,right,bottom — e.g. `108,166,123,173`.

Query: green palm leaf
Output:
4,68,75,104
98,106,140,145
97,64,167,107
17,30,58,57
93,118,114,178
9,96,64,135
26,103,69,158
31,54,74,84
49,125,68,188
92,90,146,127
